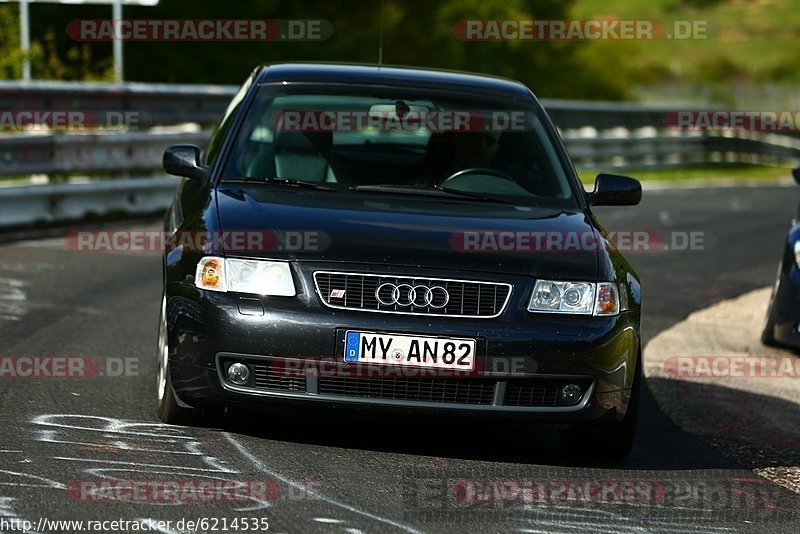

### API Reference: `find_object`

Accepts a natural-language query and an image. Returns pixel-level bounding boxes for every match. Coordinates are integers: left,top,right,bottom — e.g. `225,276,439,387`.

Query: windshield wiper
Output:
434,184,518,204
349,184,515,204
225,177,338,191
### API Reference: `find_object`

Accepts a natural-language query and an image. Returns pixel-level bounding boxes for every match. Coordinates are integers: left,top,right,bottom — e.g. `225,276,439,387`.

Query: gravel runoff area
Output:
644,287,800,494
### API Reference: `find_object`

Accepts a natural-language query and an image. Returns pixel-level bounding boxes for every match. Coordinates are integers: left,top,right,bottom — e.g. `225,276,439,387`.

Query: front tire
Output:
156,295,194,424
761,269,781,347
560,348,641,461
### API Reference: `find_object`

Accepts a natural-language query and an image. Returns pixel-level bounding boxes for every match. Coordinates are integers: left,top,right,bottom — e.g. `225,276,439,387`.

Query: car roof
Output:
255,63,535,101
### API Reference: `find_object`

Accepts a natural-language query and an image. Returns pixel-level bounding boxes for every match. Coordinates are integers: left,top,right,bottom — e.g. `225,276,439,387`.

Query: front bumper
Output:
165,263,640,426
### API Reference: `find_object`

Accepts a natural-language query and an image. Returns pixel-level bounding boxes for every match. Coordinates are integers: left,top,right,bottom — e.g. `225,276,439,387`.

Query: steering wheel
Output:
440,167,515,187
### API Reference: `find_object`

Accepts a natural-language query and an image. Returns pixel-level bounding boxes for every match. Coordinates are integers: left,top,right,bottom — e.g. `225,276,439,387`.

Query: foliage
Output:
0,0,797,100
0,5,112,81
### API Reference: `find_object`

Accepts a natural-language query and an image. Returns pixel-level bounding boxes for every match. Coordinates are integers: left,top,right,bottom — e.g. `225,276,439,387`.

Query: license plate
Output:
344,331,476,370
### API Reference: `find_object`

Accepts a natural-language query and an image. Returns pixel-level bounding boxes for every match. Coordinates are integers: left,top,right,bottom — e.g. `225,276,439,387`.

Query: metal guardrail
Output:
0,81,236,126
0,81,704,129
2,129,799,178
0,130,209,176
542,99,681,129
565,131,800,168
2,81,800,177
1,81,799,229
0,177,177,228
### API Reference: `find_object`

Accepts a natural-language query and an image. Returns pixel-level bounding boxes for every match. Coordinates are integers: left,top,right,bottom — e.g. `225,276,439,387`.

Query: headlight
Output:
195,257,296,296
528,280,619,316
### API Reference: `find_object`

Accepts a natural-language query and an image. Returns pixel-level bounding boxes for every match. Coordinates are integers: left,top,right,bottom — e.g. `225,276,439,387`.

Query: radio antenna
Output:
378,0,385,66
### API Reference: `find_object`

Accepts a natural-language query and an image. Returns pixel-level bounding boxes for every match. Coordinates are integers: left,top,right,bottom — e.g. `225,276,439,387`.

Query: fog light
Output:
227,363,250,385
561,384,583,405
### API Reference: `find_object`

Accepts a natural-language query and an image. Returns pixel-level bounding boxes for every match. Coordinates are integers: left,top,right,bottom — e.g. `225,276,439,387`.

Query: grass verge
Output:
578,165,794,188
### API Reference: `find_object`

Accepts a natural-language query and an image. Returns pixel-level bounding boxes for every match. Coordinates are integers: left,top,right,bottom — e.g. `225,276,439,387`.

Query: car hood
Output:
213,186,599,280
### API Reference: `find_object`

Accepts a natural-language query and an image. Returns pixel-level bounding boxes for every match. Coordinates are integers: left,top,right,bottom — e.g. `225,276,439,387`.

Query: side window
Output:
204,73,254,166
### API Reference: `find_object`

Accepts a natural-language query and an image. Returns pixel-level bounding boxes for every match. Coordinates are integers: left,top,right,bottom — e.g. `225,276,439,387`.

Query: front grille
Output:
221,355,592,410
252,363,306,392
314,272,512,317
318,377,496,405
505,380,560,407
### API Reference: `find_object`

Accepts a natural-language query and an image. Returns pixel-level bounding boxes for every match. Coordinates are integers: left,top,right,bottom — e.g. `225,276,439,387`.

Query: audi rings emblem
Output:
375,283,450,308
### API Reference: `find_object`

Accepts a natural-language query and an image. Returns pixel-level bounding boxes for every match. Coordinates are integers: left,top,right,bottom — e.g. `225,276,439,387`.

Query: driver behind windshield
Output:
425,130,501,183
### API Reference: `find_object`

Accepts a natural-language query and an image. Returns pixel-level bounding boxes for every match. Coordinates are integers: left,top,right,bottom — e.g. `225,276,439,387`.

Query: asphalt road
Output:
1,184,800,533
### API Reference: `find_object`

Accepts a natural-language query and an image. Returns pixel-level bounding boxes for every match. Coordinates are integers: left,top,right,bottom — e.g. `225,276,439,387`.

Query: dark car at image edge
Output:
156,63,644,460
762,166,800,350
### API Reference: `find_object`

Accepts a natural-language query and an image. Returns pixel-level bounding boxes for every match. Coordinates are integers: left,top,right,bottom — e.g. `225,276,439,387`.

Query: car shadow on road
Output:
216,380,746,472
647,376,800,472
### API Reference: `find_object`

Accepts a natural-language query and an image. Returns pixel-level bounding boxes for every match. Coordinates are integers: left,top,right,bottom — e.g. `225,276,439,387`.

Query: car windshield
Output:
220,86,579,208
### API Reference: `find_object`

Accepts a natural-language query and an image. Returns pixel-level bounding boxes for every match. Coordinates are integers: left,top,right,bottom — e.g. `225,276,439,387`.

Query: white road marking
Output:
224,433,421,534
35,432,203,456
0,261,59,274
134,519,183,534
29,414,273,512
0,277,27,321
0,496,43,533
31,414,192,440
0,470,65,490
52,456,236,473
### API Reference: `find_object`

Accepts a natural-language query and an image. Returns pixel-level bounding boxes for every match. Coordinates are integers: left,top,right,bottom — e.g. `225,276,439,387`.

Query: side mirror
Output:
163,145,208,182
589,173,642,207
793,167,800,185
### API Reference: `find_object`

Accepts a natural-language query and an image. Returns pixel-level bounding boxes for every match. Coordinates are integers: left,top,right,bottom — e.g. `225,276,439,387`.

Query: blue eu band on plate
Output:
345,331,476,371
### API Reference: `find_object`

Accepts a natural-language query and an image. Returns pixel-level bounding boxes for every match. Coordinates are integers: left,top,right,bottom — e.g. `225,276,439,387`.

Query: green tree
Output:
0,0,658,99
0,4,110,81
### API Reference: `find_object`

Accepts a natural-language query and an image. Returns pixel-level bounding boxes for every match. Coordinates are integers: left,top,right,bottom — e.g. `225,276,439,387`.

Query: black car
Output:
157,63,643,459
762,166,800,349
